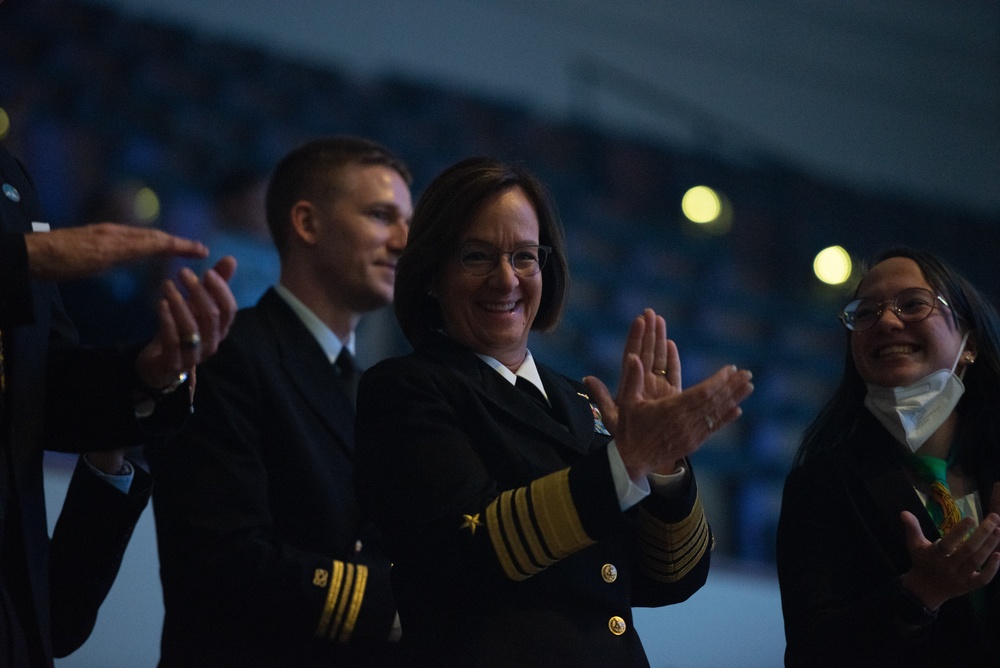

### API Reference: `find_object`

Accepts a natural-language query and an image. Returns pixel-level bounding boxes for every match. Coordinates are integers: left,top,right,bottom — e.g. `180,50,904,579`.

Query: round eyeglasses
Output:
458,242,551,277
838,287,951,331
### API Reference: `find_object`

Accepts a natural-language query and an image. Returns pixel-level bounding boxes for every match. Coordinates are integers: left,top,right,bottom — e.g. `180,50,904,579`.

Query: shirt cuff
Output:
649,464,688,495
607,441,650,511
83,456,134,494
607,441,688,511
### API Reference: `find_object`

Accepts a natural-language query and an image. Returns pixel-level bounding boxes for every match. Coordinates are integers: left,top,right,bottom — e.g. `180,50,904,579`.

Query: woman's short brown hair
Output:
394,157,569,347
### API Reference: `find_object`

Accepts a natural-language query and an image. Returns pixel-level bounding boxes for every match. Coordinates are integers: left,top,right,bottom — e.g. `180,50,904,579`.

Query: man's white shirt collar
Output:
273,283,354,363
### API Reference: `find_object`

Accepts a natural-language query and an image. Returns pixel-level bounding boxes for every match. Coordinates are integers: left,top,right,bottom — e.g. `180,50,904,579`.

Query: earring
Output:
964,352,975,364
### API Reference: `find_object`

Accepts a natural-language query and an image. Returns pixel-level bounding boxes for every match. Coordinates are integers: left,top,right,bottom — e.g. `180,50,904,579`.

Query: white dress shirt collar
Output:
273,283,355,363
475,349,548,401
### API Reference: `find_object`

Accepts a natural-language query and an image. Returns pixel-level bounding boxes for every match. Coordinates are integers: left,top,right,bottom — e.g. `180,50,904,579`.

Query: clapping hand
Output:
134,257,238,391
584,308,754,481
900,481,1000,611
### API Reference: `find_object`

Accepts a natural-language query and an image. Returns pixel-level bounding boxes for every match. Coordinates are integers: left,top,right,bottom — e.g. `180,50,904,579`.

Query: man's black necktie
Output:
335,349,358,410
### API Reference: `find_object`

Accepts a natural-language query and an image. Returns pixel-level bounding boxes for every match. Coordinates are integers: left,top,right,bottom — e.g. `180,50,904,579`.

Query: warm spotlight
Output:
813,246,852,285
682,185,721,223
133,186,161,225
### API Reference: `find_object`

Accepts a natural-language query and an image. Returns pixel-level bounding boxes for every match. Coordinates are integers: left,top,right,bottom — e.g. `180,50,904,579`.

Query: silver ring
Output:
181,331,201,350
934,539,951,558
704,414,715,431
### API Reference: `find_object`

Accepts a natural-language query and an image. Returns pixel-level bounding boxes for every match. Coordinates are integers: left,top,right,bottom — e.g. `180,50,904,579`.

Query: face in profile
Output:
850,256,973,388
310,163,412,313
433,186,543,369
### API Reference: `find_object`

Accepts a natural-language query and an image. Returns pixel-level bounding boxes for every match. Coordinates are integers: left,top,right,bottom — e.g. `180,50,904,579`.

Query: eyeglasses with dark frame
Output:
838,287,951,332
458,242,551,277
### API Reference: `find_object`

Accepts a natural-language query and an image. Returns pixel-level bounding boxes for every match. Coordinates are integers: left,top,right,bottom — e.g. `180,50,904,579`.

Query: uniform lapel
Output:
258,290,355,453
424,334,598,456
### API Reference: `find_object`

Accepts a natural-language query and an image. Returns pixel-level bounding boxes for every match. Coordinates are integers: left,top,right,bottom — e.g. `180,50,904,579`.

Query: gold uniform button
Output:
608,616,627,636
601,563,618,583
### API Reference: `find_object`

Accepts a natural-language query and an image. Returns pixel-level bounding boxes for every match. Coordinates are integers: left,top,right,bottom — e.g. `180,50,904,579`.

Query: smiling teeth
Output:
483,301,517,313
878,345,914,357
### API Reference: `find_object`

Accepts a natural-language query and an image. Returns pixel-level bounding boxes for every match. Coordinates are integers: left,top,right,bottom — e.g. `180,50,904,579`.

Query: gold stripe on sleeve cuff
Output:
314,560,368,642
486,467,595,581
637,491,711,583
338,564,368,642
316,560,345,637
327,563,355,640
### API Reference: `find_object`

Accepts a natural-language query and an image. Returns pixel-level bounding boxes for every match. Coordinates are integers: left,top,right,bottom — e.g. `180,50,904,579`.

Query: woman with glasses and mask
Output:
354,157,754,667
777,247,1000,667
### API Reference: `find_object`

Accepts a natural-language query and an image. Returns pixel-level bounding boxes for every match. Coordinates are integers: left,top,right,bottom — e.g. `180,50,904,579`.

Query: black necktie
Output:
335,349,358,409
515,376,549,412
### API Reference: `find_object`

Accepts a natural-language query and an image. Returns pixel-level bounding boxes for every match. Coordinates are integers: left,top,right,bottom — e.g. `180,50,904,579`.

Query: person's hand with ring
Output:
584,308,754,481
134,256,238,395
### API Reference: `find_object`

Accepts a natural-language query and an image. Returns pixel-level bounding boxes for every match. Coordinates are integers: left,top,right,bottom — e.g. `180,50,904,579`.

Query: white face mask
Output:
864,333,969,453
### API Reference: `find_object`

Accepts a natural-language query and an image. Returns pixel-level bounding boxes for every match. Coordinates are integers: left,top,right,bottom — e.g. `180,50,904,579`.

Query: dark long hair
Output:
794,247,1000,469
393,157,569,348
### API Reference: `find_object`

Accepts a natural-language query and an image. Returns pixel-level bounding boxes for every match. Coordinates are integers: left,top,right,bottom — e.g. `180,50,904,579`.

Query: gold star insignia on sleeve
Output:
460,513,482,536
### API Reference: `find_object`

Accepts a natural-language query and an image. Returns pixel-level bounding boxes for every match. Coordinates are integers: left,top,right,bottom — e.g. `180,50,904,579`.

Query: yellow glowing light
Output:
681,186,721,224
133,187,161,224
813,246,852,285
0,108,10,140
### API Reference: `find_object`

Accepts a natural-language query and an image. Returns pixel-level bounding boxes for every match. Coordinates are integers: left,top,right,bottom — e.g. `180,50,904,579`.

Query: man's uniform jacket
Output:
150,288,396,667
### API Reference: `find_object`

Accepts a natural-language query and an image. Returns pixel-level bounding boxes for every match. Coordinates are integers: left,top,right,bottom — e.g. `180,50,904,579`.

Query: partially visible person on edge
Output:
200,168,280,308
0,140,237,668
777,247,1000,667
148,136,412,667
353,157,755,667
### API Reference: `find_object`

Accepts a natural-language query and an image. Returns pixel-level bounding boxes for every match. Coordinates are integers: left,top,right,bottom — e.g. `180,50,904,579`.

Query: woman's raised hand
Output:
584,309,754,482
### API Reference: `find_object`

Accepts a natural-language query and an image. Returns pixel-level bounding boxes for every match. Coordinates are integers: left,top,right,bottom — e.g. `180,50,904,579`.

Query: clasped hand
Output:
583,308,754,482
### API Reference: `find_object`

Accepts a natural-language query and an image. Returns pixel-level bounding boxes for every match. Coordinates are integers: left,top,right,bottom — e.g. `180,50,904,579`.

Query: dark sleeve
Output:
628,464,713,607
48,456,152,657
776,463,939,667
0,231,33,327
148,335,395,651
0,147,37,327
42,342,192,453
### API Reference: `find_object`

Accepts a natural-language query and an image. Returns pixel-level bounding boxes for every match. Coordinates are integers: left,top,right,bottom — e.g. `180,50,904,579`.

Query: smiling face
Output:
312,163,412,313
850,256,972,388
433,187,542,369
